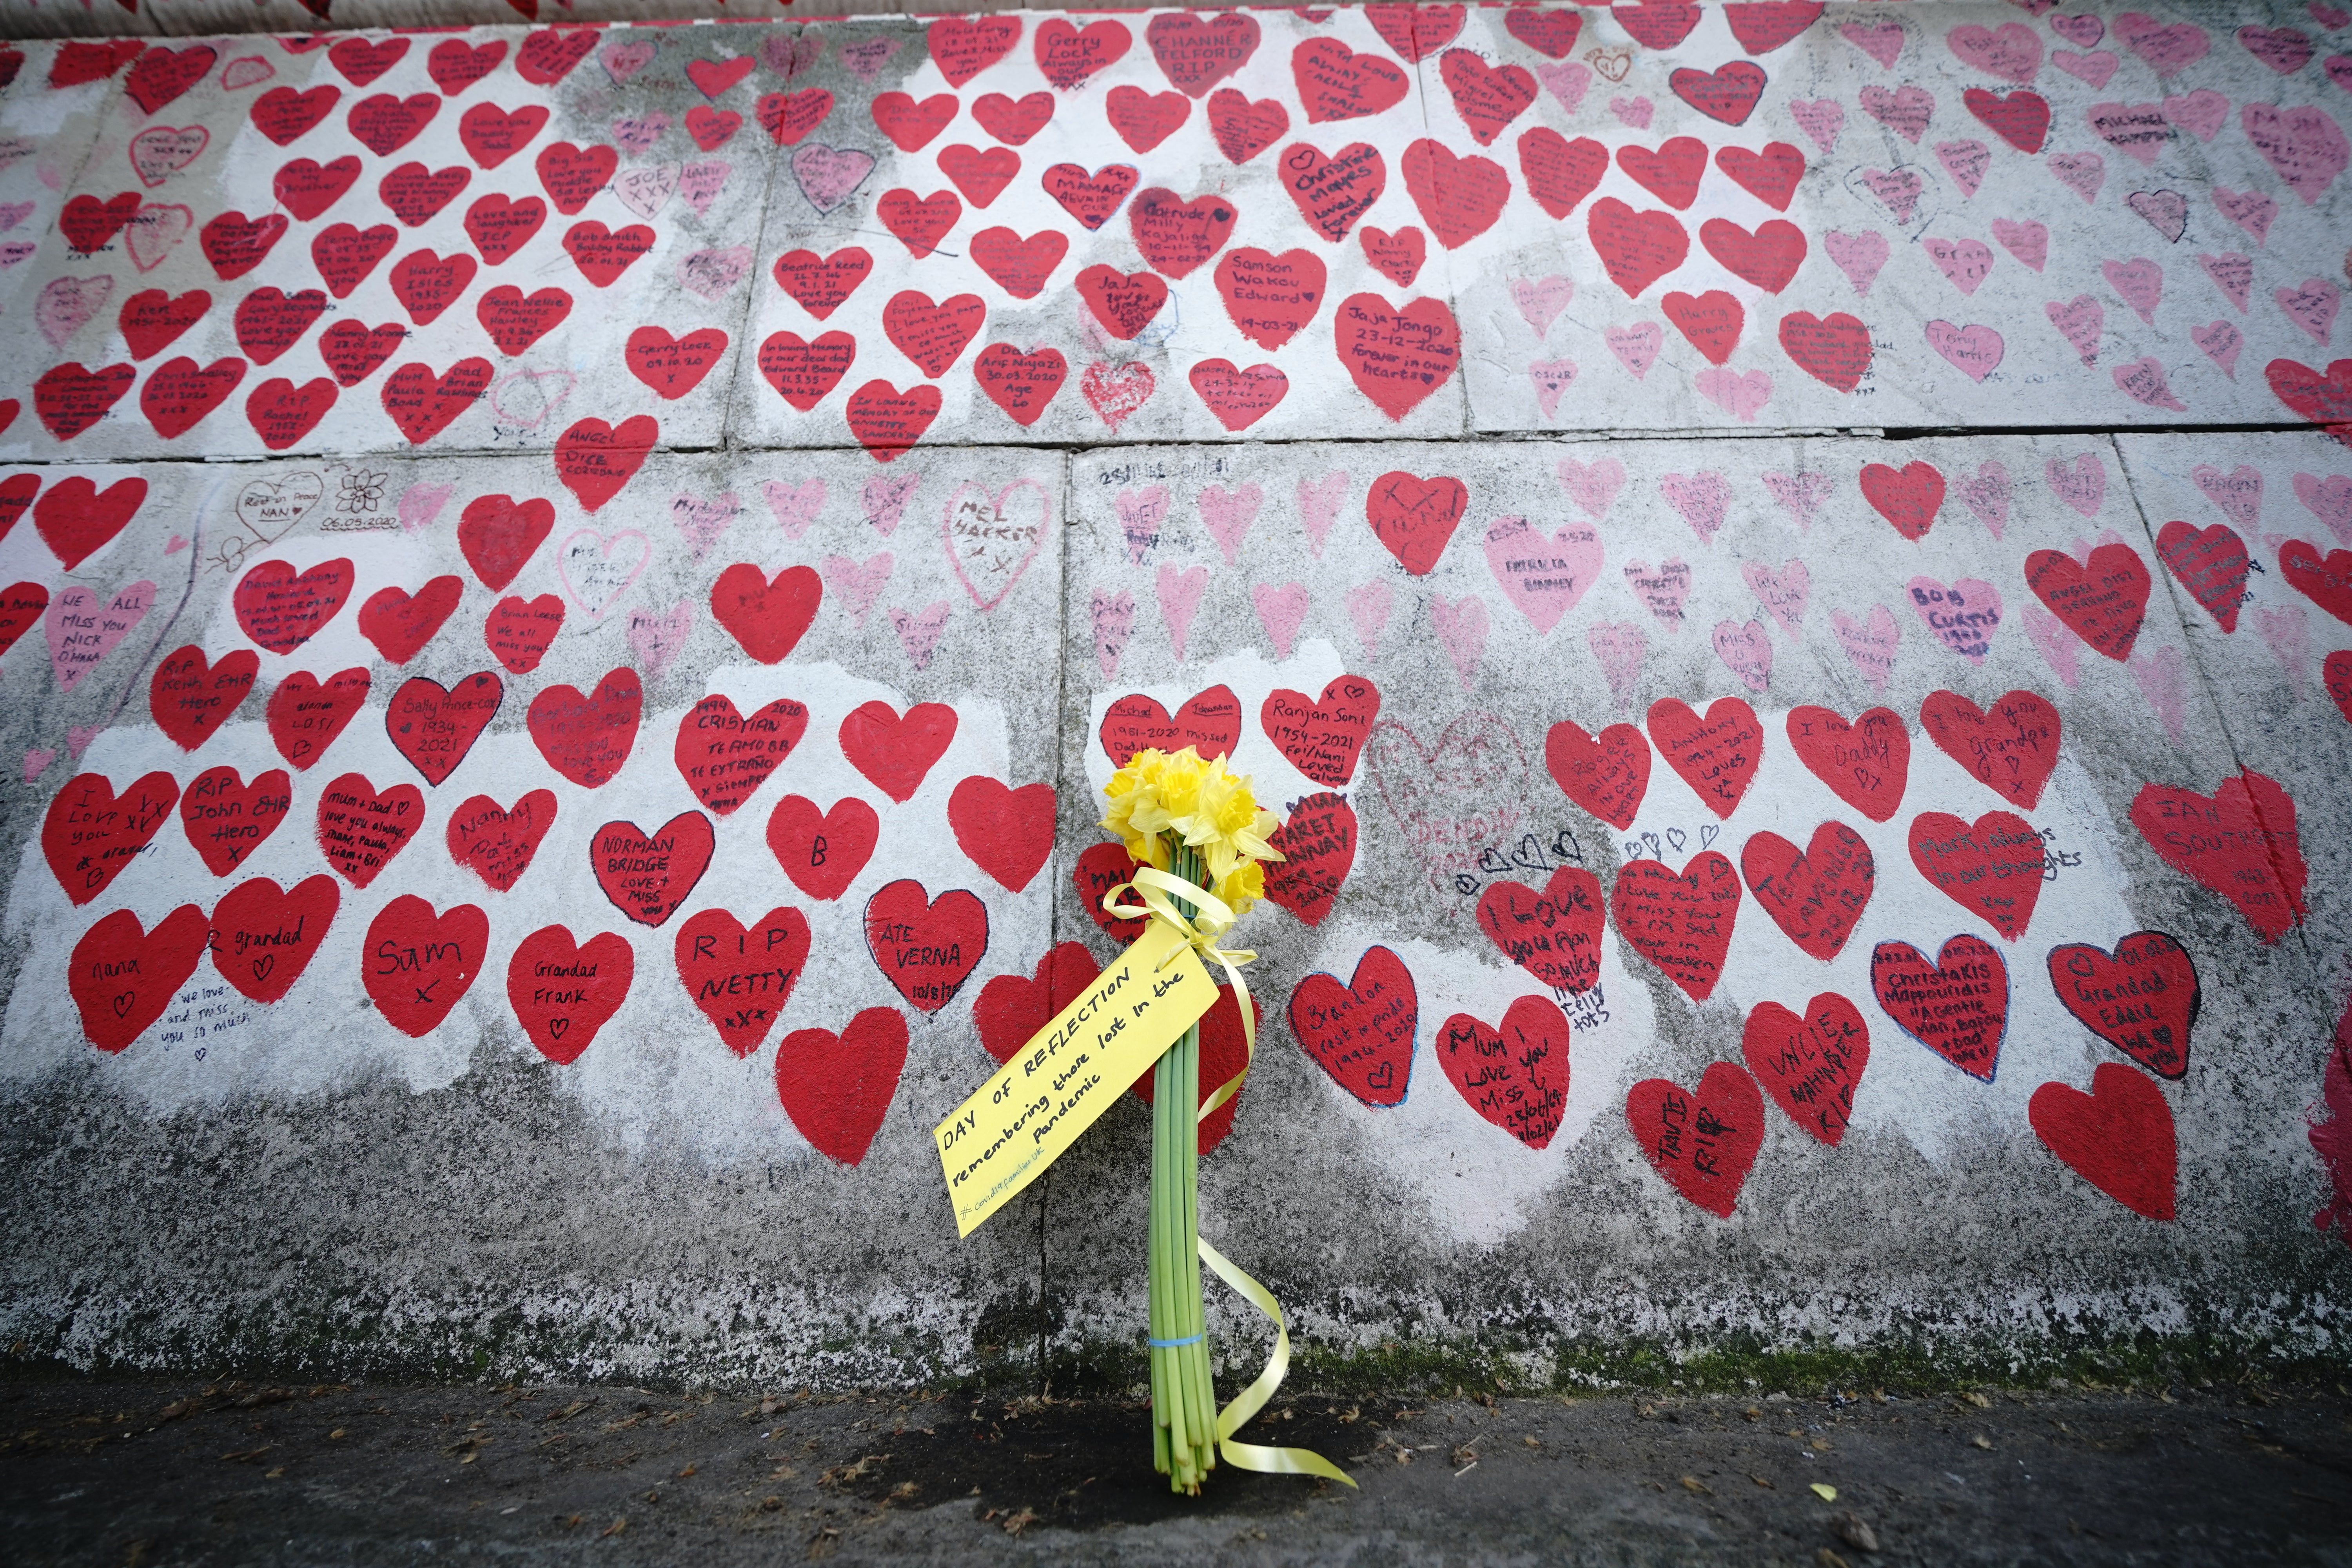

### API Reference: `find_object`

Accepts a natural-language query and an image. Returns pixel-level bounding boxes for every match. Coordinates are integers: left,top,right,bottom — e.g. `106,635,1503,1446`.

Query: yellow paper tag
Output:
936,920,1216,1237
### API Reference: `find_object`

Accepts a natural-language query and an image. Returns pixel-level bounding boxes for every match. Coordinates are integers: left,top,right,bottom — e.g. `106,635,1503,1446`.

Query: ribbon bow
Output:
1100,866,1356,1489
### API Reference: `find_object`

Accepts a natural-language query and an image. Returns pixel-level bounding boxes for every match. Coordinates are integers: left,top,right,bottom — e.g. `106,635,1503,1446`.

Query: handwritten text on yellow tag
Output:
936,920,1216,1237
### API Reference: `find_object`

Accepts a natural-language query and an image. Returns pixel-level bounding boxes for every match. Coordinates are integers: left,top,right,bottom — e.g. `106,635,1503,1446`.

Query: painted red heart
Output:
60,191,140,256
937,144,1019,207
2048,931,2198,1080
329,36,408,86
43,770,180,905
1107,85,1187,153
516,28,597,86
0,582,35,659
234,557,353,654
348,93,439,158
363,895,488,1038
1740,820,1874,960
708,564,823,668
1287,945,1417,1107
2329,650,2352,725
150,645,258,751
1099,684,1241,766
1618,136,1706,209
356,576,461,664
1363,222,1425,289
592,810,715,927
1716,141,1805,210
973,89,1054,145
1292,37,1409,122
674,694,808,817
319,321,405,387
381,357,493,445
1964,86,2051,153
534,140,616,214
388,248,476,324
1778,310,1873,392
528,668,642,788
880,290,984,378
684,107,742,152
1148,11,1260,96
464,194,546,265
1477,866,1604,993
447,788,557,892
675,906,810,1057
210,873,339,1003
947,776,1054,893
1544,719,1650,830
930,14,1022,85
552,415,657,511
312,221,397,298
316,773,425,888
1505,7,1583,58
1647,696,1764,819
266,667,369,771
1517,127,1606,220
175,766,290,878
873,89,957,153
2267,356,2352,435
252,84,340,146
1212,247,1324,350
1261,674,1381,786
31,475,145,568
1189,359,1287,432
1071,840,1146,943
475,285,569,357
759,331,857,412
1669,61,1768,125
973,343,1067,427
1278,140,1385,242
1860,459,1944,540
2154,521,2252,632
199,211,290,283
773,246,873,318
838,699,957,802
1611,852,1743,1001
1626,1061,1764,1217
1129,187,1236,279
2023,542,2151,661
1075,265,1168,341
2130,769,2307,943
1035,18,1131,91
428,38,506,94
1699,218,1805,292
1263,790,1357,926
1365,470,1466,575
863,878,987,1013
1401,139,1508,249
457,105,550,181
1741,991,1869,1146
1041,162,1138,230
1918,690,2060,811
845,380,940,462
1871,935,2007,1080
1439,48,1535,147
384,670,502,787
976,942,1099,1065
766,794,880,902
507,924,634,1065
1663,289,1744,365
1587,197,1688,298
380,162,471,227
1908,809,2045,940
139,353,245,441
562,220,655,286
1786,706,1907,823
234,287,329,364
69,904,210,1053
1438,994,1571,1150
1207,88,1287,163
967,230,1063,299
458,493,554,589
119,288,212,360
34,363,136,441
776,1006,909,1164
684,55,755,99
0,476,35,545
1615,3,1701,49
757,89,834,147
2282,539,2352,625
2029,1063,2176,1220
875,188,962,256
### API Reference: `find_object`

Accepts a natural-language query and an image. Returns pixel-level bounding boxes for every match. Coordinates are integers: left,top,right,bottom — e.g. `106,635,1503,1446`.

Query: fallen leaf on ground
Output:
1810,1482,1838,1501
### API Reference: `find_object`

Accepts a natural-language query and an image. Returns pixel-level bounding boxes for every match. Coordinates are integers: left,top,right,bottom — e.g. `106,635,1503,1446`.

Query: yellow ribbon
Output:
1100,866,1357,1490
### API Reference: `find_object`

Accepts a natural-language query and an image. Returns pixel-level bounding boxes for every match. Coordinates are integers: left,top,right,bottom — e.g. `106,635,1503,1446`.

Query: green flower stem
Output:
1150,839,1216,1494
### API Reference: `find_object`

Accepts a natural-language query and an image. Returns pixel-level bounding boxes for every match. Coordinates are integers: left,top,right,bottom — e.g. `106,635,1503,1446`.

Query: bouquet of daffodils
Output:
1099,747,1282,1494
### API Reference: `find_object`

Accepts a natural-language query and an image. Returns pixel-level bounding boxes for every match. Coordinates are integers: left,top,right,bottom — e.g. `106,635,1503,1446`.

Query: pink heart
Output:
557,528,651,619
0,201,31,232
2192,319,2245,379
1925,319,2004,382
1958,460,2011,538
2114,15,2210,77
1199,482,1261,565
838,37,902,83
2242,103,2350,205
1858,167,1924,223
1604,321,1663,379
46,581,156,692
129,125,207,187
612,112,671,155
2051,14,2106,49
626,600,693,681
1789,98,1844,154
221,55,275,91
1297,471,1348,556
2276,276,2342,343
1825,230,1891,295
613,164,678,223
1925,236,1994,295
1695,367,1771,423
1512,274,1574,337
2192,463,2264,528
1610,96,1653,130
1712,619,1773,692
1345,580,1391,660
2294,472,2352,544
1483,515,1602,633
1089,587,1132,678
1763,472,1833,532
1158,564,1207,658
601,40,657,84
1991,218,2049,272
2050,151,2107,203
1661,473,1730,542
2198,251,2252,313
1431,595,1488,691
1529,359,1578,419
1946,22,2043,85
164,534,188,554
1840,17,1905,69
22,747,56,784
397,481,454,534
1116,485,1168,564
1741,559,1809,639
2046,453,2107,518
762,32,820,79
2045,294,2105,366
2089,101,2173,167
1906,575,2002,663
862,473,919,535
2313,4,2352,30
2103,257,2164,325
1934,140,1990,197
889,601,953,673
943,478,1050,611
2112,356,2188,412
792,144,876,214
65,725,100,758
1535,62,1592,114
1831,605,1899,694
2127,189,2187,243
2129,644,2188,745
1623,559,1691,626
36,276,111,350
2212,185,2278,245
671,491,740,557
679,162,733,220
1859,84,1934,144
2256,605,2309,694
819,551,894,628
2239,25,2317,73
1588,621,1646,710
2163,89,2229,142
764,478,826,539
2052,50,2120,89
1557,456,1626,519
1253,581,1310,661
